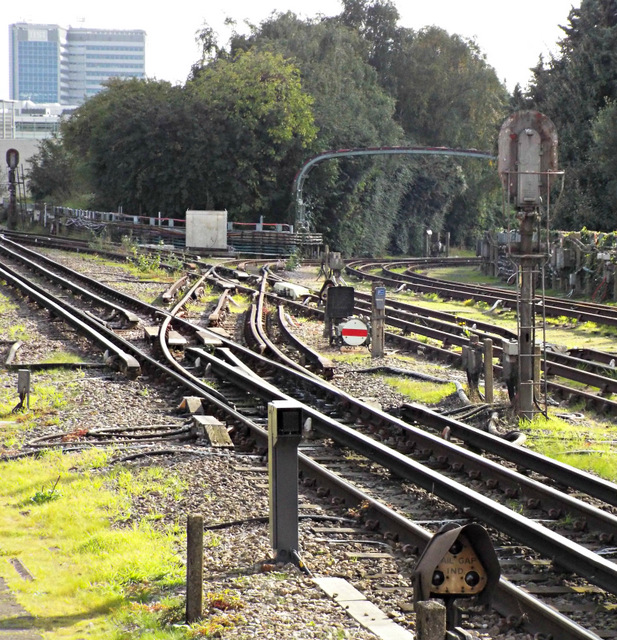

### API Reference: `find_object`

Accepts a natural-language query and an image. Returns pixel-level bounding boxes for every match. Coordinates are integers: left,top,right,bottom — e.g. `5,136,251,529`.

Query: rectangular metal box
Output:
326,286,355,320
185,210,228,250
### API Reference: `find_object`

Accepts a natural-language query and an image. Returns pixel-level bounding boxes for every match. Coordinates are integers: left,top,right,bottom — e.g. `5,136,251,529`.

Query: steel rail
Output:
297,456,603,640
353,288,517,342
346,259,617,411
0,250,234,407
191,346,617,596
8,239,615,517
354,296,617,396
199,278,617,539
0,232,188,276
400,402,617,509
197,335,617,533
3,244,601,639
0,234,167,320
156,271,230,406
543,358,617,395
349,257,617,328
140,321,600,640
208,265,617,413
407,266,617,320
389,262,617,327
0,237,140,325
353,297,504,350
276,305,334,378
0,262,140,376
171,339,602,640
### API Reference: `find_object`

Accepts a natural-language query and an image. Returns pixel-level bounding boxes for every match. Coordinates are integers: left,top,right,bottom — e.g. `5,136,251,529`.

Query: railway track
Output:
338,258,617,414
347,257,617,328
2,239,617,639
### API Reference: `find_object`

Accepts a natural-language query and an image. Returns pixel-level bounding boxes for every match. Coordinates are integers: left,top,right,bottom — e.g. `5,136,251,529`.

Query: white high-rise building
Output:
63,28,146,105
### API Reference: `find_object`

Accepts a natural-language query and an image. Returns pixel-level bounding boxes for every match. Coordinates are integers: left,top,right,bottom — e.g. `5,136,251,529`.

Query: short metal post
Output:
186,514,204,623
371,283,386,359
268,401,302,564
424,230,432,257
17,369,30,410
483,339,494,404
323,314,331,339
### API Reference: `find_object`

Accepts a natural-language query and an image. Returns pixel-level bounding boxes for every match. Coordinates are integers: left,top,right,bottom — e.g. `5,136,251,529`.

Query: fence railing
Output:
30,205,322,255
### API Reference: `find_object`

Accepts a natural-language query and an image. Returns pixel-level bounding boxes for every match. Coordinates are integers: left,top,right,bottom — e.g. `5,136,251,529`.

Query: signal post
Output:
498,111,561,419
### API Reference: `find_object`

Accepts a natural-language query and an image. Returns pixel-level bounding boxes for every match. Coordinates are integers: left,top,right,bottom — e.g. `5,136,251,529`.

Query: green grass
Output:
0,371,83,446
0,290,31,342
521,412,617,482
328,351,372,364
0,449,191,639
70,250,176,283
381,377,457,404
40,351,87,364
227,294,252,314
426,266,505,286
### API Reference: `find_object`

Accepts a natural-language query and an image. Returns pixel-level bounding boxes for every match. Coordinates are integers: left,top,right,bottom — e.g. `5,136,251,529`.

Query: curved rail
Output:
4,240,612,640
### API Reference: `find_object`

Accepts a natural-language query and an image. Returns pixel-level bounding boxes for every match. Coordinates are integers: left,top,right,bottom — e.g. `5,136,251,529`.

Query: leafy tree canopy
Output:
29,0,512,254
528,0,617,229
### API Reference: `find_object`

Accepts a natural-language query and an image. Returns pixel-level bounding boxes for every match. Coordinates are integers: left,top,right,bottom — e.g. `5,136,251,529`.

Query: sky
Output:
2,0,577,100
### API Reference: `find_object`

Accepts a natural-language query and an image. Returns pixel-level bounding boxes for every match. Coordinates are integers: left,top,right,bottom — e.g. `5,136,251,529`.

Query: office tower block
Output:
9,23,66,103
9,23,146,106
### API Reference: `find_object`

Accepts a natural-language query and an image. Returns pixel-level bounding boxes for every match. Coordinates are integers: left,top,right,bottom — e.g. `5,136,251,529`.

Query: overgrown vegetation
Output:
0,290,31,342
27,0,510,254
522,412,617,483
0,370,82,446
0,449,190,639
381,376,456,404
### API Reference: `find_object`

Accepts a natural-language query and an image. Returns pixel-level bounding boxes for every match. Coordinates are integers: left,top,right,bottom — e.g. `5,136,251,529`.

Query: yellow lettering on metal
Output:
431,534,488,595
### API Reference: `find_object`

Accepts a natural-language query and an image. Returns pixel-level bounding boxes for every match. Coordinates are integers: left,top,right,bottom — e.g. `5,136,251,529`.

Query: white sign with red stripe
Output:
339,317,369,346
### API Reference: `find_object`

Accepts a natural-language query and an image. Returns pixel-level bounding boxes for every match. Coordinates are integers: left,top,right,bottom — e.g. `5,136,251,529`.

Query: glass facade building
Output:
9,23,146,106
9,24,66,103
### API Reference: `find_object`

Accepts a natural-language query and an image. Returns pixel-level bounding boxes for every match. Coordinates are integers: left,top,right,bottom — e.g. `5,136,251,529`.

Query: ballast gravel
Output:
0,255,544,639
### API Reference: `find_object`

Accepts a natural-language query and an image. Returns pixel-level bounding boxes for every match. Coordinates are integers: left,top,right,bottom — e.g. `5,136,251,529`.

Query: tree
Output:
186,49,317,220
62,78,188,215
27,135,78,203
387,26,508,245
338,0,406,85
528,0,617,229
592,100,617,213
227,12,412,254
